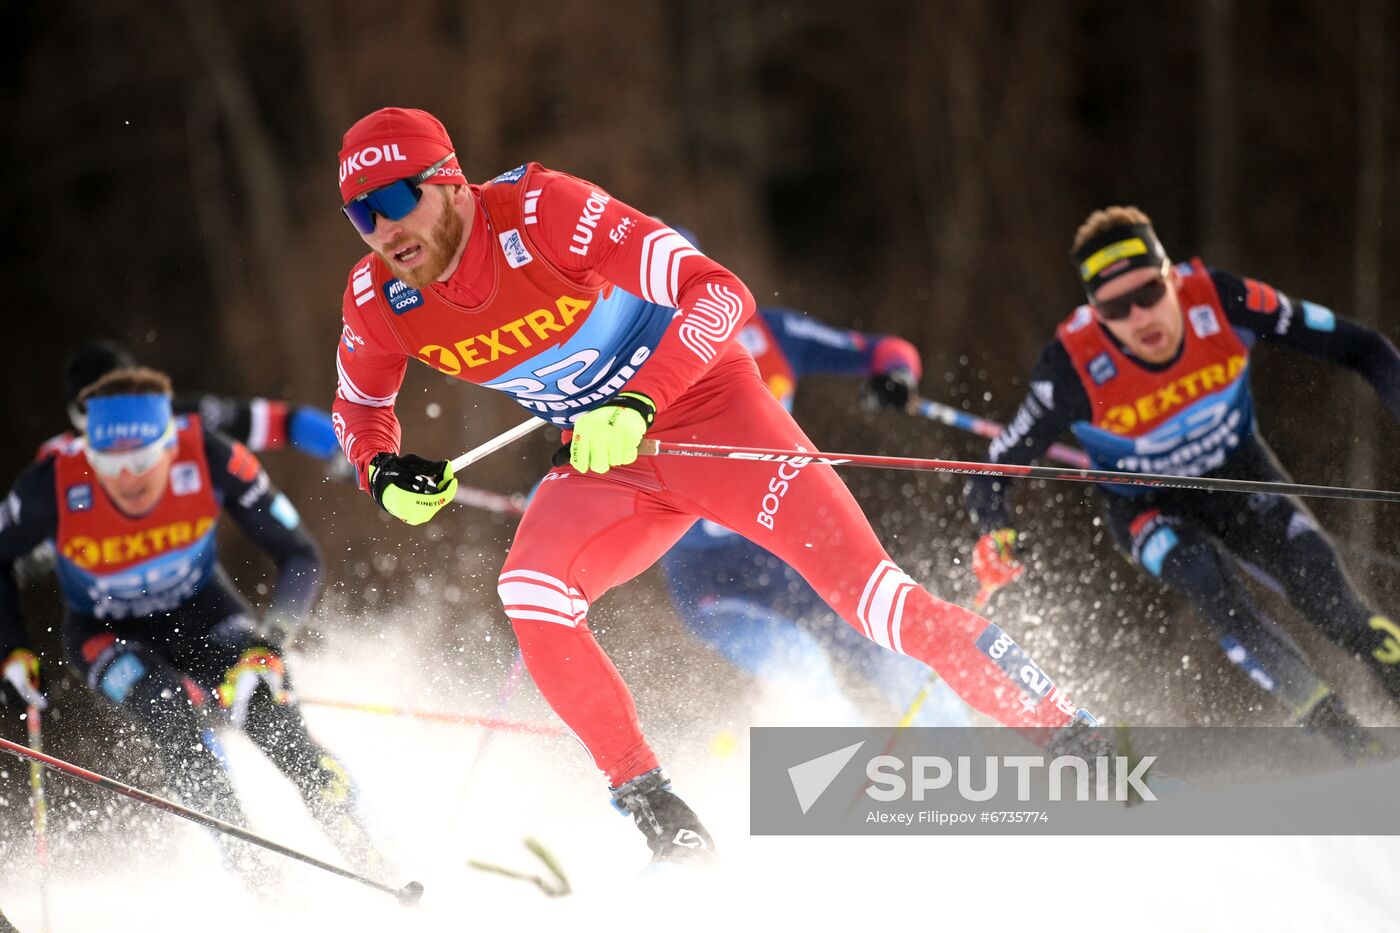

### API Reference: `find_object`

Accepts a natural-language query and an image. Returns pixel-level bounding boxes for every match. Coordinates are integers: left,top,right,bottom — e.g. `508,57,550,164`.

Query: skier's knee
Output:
1281,529,1365,614
497,568,588,630
853,559,918,651
131,671,213,745
88,643,205,733
1126,512,1195,581
1158,535,1224,590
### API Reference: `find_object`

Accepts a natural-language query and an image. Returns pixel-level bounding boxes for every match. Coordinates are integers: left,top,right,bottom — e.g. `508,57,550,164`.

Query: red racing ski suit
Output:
334,163,1083,786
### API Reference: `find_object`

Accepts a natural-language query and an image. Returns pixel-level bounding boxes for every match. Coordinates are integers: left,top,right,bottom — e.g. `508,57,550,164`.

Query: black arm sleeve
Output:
204,431,323,621
1213,268,1400,421
964,340,1090,534
174,395,248,443
0,460,59,655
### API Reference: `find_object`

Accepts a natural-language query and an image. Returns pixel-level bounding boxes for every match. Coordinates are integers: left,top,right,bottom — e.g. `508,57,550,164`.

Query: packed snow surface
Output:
2,628,1397,933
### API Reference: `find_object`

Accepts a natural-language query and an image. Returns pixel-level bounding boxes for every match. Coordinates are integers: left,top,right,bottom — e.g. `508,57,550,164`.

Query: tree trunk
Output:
1348,0,1385,555
1197,0,1236,260
177,0,314,397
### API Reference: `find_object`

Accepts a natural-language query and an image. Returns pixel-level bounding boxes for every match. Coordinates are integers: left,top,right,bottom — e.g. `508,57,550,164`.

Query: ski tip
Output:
397,880,425,907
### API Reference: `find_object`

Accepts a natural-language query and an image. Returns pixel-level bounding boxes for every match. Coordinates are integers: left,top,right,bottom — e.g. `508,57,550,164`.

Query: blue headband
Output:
85,394,174,452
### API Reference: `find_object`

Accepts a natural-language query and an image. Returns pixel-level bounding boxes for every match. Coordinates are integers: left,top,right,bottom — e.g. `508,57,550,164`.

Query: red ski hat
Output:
337,107,463,204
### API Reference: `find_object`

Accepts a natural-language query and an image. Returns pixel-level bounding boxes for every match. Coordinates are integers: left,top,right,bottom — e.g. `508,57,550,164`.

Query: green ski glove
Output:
569,393,656,475
368,452,457,525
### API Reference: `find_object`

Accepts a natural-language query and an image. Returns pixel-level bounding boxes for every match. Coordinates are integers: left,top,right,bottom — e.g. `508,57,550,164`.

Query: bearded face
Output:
373,186,466,289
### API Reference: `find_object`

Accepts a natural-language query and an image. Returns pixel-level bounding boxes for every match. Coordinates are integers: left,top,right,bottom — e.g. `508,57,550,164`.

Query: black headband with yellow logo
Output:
1071,223,1168,299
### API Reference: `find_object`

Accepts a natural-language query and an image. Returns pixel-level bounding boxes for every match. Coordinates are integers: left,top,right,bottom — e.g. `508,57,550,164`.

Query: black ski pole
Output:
638,439,1400,503
0,735,423,907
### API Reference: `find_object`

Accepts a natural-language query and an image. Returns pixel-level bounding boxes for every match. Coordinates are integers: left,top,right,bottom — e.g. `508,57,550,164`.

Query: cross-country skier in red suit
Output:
331,108,1096,862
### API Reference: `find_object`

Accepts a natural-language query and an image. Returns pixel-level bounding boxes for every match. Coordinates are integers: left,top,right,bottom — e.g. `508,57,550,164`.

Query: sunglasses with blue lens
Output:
341,152,457,235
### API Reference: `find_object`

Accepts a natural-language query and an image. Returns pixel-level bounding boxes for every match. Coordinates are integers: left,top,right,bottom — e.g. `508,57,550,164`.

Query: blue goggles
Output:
341,152,457,235
83,393,176,477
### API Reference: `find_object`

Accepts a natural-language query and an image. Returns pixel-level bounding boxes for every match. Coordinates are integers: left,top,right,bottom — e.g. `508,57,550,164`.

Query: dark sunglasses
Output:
1094,276,1169,321
341,152,456,235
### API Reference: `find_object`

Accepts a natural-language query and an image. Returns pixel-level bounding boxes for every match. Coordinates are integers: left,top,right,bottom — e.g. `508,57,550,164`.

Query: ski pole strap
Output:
610,392,657,427
635,439,1400,503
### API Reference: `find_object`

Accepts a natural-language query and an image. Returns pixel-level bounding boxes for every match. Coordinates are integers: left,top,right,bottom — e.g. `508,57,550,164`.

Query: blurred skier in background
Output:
966,205,1400,743
0,366,382,884
14,339,349,590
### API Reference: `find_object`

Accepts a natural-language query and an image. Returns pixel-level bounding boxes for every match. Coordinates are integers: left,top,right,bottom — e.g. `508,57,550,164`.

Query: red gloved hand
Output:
972,529,1024,610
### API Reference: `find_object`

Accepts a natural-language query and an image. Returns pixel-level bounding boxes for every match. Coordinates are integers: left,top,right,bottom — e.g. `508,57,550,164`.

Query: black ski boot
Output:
610,769,715,863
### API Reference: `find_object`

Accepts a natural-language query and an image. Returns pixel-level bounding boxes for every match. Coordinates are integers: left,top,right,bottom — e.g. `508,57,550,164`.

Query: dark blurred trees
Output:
1,0,1398,729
